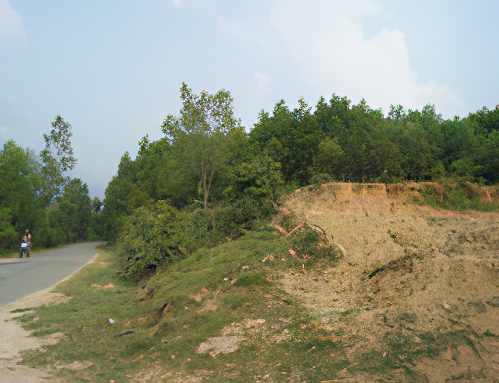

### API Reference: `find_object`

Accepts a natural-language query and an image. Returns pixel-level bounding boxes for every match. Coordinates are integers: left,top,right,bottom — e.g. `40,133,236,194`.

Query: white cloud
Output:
270,0,465,117
218,16,271,50
173,0,182,9
0,0,26,45
255,72,272,92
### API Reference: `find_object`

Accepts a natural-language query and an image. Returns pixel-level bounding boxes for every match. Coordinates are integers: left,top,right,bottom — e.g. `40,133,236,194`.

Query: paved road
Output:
0,242,102,306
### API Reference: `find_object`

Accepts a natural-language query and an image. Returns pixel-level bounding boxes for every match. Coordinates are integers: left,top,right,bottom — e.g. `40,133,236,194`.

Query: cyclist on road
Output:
20,229,31,258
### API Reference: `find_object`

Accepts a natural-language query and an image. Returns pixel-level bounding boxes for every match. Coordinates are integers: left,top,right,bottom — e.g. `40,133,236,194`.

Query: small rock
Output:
442,302,451,310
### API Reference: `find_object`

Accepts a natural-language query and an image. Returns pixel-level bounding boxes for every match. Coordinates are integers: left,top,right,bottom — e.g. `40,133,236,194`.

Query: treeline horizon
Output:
0,116,103,253
101,83,499,279
2,85,498,267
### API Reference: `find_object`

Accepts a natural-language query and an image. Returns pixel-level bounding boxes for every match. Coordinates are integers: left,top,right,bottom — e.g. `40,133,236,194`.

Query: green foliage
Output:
48,178,92,243
0,207,18,249
101,84,499,281
418,182,499,212
0,140,42,249
161,83,243,209
0,116,98,252
39,115,77,204
313,137,344,178
117,201,185,280
309,173,332,186
290,224,340,263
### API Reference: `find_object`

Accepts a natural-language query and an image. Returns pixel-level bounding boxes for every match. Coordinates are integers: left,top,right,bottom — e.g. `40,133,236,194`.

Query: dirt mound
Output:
279,183,499,382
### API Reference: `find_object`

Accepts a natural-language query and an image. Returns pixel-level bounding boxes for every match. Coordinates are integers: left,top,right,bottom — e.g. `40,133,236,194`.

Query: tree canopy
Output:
0,116,96,253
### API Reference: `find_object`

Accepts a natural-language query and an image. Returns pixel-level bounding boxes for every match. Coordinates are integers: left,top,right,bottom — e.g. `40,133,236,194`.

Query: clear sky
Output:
1,0,498,199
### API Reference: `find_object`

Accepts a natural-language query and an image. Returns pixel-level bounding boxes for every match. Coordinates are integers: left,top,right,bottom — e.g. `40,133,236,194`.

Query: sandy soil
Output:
277,183,499,382
0,287,70,382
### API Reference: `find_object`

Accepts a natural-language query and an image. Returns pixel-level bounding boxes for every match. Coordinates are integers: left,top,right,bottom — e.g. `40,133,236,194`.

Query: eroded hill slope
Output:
278,183,499,382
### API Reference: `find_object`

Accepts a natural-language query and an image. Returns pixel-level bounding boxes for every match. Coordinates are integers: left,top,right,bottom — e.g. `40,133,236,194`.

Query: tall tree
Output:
49,178,92,242
161,83,243,208
40,115,77,204
0,140,42,248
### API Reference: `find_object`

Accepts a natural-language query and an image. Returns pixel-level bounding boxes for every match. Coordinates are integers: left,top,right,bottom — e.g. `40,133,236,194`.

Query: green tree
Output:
0,140,42,249
118,200,185,280
161,83,243,208
49,178,92,242
313,136,344,178
40,115,77,205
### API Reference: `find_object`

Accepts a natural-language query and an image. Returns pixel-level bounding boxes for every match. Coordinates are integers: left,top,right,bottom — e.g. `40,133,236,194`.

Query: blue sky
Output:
1,0,498,199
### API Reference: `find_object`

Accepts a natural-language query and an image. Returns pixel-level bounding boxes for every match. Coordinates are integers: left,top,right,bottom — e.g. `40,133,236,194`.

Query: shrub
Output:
291,224,340,262
117,201,185,280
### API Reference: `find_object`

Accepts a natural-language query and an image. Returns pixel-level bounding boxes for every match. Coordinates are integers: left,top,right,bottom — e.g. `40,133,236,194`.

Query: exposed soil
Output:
0,288,70,383
277,183,499,382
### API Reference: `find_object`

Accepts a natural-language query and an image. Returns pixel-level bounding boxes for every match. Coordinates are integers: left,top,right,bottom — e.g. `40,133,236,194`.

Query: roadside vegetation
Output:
0,115,103,257
3,83,499,259
101,83,499,280
19,234,346,382
5,83,499,380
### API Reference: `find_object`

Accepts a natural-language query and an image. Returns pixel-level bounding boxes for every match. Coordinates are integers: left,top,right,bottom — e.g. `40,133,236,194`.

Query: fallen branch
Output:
269,223,288,235
285,223,305,238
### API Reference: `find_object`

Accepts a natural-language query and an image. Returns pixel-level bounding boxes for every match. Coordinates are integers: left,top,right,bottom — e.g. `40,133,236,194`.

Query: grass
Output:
17,231,348,382
0,249,22,258
1,245,53,258
417,182,499,212
16,227,494,382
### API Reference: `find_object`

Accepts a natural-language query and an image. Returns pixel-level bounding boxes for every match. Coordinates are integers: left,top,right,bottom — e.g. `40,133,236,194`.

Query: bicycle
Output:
19,242,30,258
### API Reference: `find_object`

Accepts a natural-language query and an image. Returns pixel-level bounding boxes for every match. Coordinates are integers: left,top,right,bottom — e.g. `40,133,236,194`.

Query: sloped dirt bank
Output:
278,183,499,382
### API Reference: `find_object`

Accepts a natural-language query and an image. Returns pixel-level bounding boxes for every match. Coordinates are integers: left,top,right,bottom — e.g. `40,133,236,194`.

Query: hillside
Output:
15,182,499,382
277,182,499,381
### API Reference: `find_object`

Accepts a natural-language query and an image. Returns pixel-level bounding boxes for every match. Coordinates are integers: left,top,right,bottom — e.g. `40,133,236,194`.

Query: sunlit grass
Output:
17,228,489,382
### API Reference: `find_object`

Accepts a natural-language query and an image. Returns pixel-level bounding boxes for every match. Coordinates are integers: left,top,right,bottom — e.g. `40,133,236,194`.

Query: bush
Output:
117,201,185,280
291,224,340,262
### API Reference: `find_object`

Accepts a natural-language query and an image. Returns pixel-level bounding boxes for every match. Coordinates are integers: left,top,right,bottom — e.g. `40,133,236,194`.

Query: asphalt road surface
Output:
0,242,102,306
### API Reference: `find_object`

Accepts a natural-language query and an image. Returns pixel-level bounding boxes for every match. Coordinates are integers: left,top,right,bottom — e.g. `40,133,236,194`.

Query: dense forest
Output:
0,116,102,252
2,83,499,278
102,83,499,279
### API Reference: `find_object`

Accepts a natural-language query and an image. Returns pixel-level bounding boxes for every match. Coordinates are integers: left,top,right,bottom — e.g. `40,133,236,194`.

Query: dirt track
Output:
279,183,499,382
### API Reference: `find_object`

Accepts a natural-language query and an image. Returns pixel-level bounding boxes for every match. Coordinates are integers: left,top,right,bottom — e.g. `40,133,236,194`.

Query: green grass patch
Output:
16,232,347,381
18,229,486,382
0,249,22,258
418,182,499,212
10,307,36,313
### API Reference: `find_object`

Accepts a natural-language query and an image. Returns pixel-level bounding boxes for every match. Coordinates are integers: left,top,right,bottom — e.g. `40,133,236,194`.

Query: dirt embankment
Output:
278,182,499,382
